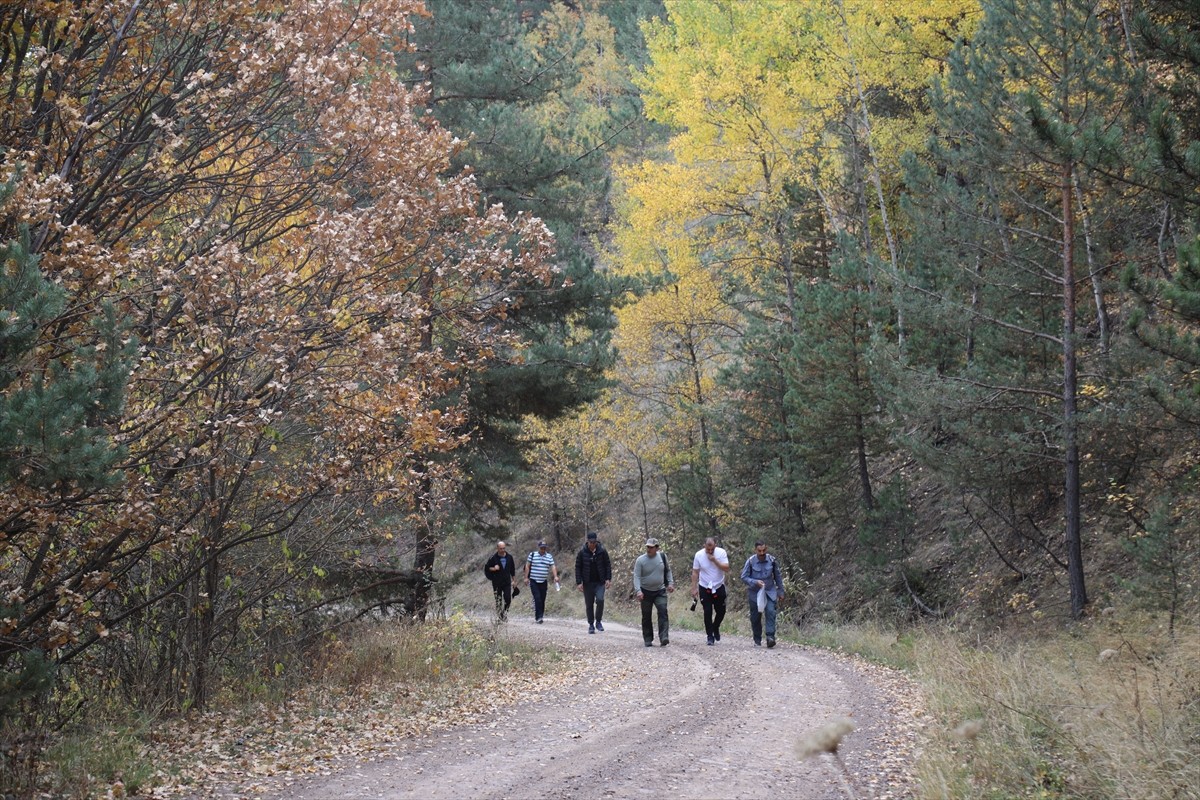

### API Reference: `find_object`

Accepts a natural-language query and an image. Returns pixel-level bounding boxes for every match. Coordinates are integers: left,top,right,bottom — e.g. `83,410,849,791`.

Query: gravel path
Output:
237,614,922,800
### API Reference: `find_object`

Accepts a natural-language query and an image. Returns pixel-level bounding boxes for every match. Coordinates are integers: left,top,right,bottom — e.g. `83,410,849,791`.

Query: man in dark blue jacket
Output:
574,532,612,634
484,540,517,621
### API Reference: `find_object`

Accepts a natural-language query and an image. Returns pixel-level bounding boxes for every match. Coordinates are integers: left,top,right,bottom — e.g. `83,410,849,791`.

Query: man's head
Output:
586,531,598,549
703,536,717,554
537,540,547,552
645,537,659,553
754,541,767,558
496,540,507,554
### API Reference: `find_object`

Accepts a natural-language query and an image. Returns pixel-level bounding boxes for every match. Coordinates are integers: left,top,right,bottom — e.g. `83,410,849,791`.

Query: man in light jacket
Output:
690,536,730,646
632,538,674,647
740,541,784,648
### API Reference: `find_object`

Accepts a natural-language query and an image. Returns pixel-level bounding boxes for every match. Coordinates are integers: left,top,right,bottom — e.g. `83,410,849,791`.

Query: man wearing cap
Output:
483,540,517,621
524,540,560,623
740,540,784,647
690,536,730,645
575,532,612,634
632,538,674,647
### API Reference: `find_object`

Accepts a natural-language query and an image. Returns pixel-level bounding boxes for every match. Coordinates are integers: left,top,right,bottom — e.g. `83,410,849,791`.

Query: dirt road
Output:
242,614,921,800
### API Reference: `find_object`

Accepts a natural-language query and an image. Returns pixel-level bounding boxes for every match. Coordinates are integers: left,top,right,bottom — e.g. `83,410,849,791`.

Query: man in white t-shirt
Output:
690,537,730,646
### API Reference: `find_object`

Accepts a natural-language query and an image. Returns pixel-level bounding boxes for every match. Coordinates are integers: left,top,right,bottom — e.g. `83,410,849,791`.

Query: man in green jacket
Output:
632,538,674,647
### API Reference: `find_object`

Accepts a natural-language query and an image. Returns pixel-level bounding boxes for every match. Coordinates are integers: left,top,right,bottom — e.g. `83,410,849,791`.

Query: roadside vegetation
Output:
8,613,562,798
802,614,1199,800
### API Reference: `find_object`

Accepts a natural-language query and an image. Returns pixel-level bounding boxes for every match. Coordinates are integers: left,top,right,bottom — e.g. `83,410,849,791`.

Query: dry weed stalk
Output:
796,716,859,799
952,718,983,740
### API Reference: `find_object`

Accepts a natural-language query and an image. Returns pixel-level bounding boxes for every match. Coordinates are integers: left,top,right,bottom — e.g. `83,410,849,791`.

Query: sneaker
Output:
588,625,595,634
536,618,544,624
645,641,654,647
714,631,720,642
595,621,604,632
706,635,715,646
754,640,761,646
767,637,776,648
660,639,669,647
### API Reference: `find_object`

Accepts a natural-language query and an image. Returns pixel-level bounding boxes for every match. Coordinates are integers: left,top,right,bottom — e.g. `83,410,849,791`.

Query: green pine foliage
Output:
0,230,132,490
397,0,656,513
882,0,1149,617
0,196,135,711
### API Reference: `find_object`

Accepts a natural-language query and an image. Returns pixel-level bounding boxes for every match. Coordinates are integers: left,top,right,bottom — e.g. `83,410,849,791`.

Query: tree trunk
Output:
855,413,875,512
411,278,437,621
1061,163,1088,619
1073,175,1110,354
685,333,719,535
189,545,219,710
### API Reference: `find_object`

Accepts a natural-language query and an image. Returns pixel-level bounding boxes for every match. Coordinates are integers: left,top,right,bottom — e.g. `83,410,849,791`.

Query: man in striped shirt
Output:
524,540,560,623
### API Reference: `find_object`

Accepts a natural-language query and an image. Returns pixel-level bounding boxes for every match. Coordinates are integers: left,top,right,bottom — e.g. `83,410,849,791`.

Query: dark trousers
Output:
492,583,512,618
530,580,548,620
699,584,727,637
640,590,669,643
582,582,606,625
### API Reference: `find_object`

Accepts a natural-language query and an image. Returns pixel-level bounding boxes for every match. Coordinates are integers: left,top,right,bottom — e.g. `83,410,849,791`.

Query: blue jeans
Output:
530,580,548,620
749,595,778,643
582,582,606,625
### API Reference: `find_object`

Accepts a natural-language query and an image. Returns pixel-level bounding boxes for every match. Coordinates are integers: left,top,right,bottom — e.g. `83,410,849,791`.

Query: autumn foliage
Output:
0,0,556,711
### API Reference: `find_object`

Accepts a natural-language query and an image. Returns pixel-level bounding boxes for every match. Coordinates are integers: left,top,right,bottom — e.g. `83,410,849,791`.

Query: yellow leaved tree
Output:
604,0,975,543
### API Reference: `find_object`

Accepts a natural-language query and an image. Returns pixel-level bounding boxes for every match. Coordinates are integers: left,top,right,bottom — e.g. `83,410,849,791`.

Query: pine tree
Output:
1126,0,1200,421
398,0,653,508
0,233,131,490
892,0,1135,619
0,191,134,708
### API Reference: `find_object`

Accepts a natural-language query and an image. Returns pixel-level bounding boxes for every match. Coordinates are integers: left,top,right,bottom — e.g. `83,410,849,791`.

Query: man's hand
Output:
576,583,584,593
756,579,765,589
604,580,611,589
636,591,644,600
690,587,699,600
667,585,675,593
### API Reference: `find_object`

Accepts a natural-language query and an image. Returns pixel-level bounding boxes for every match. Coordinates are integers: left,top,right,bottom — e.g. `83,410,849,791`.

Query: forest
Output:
1,0,1197,797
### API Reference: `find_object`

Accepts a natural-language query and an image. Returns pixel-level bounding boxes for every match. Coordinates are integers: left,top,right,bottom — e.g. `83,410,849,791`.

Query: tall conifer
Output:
893,0,1133,618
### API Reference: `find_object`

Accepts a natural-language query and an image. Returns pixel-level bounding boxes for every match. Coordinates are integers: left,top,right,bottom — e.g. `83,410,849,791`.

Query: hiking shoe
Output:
707,635,715,646
536,618,544,624
753,640,761,646
644,641,654,647
660,639,669,647
588,625,595,634
714,631,720,642
767,637,776,648
595,621,604,632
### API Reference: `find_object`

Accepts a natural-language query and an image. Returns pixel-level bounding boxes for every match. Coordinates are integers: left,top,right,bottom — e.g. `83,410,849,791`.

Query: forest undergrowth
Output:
1,613,571,799
803,613,1200,800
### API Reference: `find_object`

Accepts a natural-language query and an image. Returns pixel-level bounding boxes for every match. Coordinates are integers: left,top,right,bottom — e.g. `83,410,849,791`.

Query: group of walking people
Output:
485,533,785,648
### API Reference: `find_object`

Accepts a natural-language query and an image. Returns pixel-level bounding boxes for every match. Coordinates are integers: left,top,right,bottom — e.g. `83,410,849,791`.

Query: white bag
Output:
756,586,767,612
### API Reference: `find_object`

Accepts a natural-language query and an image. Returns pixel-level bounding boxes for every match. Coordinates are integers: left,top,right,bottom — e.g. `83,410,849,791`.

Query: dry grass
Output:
9,612,559,799
803,613,1199,799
